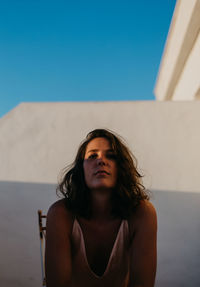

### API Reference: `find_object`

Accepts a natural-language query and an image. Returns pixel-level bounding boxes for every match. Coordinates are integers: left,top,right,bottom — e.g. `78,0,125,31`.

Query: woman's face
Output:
83,137,118,191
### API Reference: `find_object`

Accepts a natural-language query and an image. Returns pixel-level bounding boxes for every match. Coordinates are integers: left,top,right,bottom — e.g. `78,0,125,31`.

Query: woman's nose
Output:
97,156,106,165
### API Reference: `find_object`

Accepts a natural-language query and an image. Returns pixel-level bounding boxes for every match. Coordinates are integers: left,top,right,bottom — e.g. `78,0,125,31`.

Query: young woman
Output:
45,129,157,287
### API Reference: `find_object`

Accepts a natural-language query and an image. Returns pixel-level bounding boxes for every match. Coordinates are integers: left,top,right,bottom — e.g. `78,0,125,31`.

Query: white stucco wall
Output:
173,30,200,100
1,101,200,192
154,0,200,101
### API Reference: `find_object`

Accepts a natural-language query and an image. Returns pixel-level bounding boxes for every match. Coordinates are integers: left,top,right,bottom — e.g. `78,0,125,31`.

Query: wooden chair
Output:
38,210,47,286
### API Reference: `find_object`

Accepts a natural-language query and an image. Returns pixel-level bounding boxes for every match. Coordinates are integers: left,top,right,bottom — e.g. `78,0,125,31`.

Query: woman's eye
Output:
106,153,116,160
88,153,97,159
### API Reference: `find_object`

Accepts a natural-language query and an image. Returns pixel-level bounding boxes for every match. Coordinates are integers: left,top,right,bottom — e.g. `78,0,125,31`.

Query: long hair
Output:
57,129,149,219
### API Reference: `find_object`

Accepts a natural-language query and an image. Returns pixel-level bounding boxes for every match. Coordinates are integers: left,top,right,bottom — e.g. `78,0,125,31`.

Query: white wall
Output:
1,101,200,192
173,31,200,100
154,0,200,101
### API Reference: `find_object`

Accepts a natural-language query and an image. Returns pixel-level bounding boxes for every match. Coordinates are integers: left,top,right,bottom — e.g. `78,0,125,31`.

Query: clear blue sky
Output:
0,0,176,118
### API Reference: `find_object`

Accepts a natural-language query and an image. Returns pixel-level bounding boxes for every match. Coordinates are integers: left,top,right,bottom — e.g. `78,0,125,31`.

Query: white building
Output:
155,0,200,101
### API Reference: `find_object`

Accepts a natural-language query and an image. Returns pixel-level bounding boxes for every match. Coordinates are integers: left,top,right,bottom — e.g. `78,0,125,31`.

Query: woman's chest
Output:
79,220,122,276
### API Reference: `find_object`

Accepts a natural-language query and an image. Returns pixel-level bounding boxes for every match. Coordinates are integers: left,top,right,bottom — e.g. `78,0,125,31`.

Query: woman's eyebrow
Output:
86,149,98,154
86,148,114,154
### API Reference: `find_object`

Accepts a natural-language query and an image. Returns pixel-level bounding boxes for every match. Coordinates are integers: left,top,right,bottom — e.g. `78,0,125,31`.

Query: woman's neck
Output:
90,188,113,221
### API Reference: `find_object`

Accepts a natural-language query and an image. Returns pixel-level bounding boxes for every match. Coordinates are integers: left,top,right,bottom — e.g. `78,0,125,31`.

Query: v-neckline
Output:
75,219,124,278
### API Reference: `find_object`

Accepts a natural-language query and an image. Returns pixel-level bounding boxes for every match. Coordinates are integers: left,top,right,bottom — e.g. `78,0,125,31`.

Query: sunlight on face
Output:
83,137,118,191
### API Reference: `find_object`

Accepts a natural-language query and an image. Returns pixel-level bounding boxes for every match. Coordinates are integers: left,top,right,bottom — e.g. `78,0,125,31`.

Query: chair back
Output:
38,210,47,286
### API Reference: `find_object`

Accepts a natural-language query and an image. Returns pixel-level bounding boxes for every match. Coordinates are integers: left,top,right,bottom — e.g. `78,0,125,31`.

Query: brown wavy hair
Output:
57,129,149,219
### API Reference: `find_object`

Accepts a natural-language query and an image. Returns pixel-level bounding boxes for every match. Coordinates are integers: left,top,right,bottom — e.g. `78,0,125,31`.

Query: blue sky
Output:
0,0,176,118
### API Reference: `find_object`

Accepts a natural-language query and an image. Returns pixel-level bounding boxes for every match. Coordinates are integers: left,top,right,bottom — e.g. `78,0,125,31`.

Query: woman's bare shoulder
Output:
128,200,157,236
135,200,157,219
48,199,72,215
47,199,74,232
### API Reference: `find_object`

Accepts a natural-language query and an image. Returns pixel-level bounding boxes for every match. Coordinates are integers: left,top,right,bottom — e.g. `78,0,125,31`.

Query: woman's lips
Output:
94,170,110,175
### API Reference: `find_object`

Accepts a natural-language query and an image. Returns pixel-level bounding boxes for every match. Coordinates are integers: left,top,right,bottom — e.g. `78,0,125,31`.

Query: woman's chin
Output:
89,184,115,192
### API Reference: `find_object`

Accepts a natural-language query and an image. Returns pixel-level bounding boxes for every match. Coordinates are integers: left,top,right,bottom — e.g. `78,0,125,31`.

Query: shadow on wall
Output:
0,181,199,287
152,189,200,287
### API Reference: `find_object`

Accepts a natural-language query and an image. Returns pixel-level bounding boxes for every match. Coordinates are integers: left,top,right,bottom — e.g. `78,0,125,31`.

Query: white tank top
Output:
69,219,130,287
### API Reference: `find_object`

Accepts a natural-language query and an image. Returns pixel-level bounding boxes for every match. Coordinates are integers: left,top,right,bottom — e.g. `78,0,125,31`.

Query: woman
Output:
45,129,157,287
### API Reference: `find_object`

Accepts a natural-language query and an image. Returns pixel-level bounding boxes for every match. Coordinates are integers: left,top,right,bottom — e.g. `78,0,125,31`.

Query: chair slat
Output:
37,210,47,287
